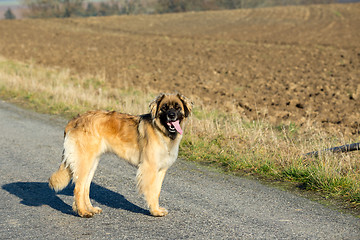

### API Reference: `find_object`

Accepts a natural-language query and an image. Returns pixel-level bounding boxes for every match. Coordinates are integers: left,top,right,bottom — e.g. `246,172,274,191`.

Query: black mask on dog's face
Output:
159,102,184,137
149,93,193,139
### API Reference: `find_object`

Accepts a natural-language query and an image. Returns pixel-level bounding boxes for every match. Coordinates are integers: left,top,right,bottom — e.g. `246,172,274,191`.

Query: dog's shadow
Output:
2,181,149,216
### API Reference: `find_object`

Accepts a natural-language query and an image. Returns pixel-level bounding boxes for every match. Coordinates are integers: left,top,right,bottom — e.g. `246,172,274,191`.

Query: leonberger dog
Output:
49,93,192,217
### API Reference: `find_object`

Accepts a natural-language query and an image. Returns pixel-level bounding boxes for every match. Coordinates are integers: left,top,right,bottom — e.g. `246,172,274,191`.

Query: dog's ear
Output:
149,93,166,119
177,93,193,118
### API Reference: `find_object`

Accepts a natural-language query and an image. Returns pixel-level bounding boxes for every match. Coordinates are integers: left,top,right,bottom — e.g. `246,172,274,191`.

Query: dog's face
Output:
150,93,192,139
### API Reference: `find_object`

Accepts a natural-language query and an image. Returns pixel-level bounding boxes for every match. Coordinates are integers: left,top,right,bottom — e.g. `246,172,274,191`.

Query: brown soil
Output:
0,3,359,135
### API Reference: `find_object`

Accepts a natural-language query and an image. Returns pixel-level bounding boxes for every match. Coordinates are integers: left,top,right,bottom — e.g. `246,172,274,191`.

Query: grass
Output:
0,56,359,213
0,57,151,118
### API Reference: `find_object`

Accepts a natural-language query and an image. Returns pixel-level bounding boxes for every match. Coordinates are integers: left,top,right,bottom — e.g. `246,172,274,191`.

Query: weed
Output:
333,10,342,18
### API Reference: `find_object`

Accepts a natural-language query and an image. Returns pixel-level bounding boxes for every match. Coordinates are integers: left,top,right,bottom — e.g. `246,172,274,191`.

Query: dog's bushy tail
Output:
49,163,72,192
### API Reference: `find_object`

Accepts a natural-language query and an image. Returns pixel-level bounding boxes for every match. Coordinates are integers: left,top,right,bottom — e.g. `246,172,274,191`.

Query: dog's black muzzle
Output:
167,110,177,122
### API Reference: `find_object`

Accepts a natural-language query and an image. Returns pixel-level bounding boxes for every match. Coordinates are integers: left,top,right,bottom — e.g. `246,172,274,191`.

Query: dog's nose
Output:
167,111,176,120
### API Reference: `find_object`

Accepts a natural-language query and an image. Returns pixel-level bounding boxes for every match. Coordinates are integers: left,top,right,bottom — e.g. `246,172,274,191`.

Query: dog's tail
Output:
49,162,72,192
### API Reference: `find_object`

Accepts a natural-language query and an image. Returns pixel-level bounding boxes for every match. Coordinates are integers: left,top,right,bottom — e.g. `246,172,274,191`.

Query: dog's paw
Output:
90,206,102,214
78,209,95,218
73,203,95,218
150,207,168,217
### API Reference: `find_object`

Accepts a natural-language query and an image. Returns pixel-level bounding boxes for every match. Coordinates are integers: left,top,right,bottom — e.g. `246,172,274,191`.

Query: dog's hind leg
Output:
137,162,168,217
83,157,102,215
72,141,102,218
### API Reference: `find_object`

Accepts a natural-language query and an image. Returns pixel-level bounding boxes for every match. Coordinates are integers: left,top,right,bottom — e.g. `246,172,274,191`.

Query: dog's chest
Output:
159,141,180,169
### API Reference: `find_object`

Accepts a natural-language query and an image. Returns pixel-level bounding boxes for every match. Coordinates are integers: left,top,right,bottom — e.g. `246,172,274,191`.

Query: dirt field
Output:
0,3,359,135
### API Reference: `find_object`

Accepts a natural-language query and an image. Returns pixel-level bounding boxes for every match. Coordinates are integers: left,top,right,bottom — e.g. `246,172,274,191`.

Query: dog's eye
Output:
174,103,181,110
161,105,168,111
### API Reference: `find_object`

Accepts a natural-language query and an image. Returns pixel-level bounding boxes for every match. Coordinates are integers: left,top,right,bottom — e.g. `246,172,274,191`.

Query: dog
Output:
49,93,192,217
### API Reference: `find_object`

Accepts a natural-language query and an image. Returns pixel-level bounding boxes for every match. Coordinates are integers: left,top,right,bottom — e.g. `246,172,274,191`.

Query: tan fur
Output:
49,93,192,218
49,163,72,192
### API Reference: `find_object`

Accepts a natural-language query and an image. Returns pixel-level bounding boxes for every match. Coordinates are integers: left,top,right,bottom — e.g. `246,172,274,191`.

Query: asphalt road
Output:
0,100,359,239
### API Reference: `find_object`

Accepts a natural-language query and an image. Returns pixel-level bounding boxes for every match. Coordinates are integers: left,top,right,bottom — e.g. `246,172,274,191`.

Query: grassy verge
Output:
1,56,359,213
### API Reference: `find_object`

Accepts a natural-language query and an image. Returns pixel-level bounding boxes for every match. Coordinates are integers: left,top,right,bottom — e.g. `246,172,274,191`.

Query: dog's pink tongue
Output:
171,120,183,135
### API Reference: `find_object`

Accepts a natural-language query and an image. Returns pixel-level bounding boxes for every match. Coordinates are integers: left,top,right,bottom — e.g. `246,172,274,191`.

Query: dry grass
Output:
0,56,359,209
0,56,151,117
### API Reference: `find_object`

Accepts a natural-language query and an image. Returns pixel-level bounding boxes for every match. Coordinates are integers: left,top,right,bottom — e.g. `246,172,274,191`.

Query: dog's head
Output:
149,93,193,139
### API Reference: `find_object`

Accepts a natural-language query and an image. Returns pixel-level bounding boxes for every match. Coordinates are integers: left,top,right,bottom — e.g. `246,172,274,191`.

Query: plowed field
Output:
0,3,359,135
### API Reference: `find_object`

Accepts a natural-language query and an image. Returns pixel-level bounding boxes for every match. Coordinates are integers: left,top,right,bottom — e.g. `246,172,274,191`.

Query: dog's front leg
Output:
137,162,168,217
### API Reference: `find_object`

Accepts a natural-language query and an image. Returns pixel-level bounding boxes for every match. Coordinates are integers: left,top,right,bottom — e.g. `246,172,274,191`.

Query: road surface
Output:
0,100,359,239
